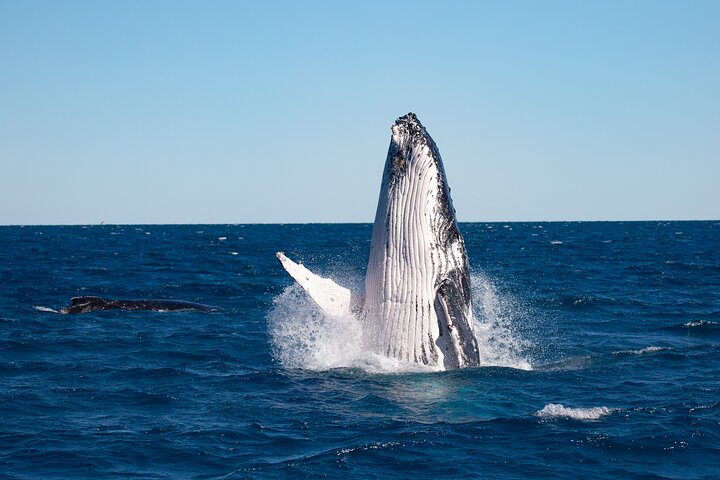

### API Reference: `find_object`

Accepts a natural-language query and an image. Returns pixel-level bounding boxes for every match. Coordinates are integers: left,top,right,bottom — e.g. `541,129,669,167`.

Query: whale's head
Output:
61,296,109,314
381,113,460,248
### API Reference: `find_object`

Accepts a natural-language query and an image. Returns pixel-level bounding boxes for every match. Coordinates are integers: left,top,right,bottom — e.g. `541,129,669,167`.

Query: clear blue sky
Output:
1,0,718,224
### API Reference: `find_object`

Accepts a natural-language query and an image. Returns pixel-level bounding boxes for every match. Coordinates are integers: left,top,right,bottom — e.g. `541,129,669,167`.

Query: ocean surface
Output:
1,222,719,479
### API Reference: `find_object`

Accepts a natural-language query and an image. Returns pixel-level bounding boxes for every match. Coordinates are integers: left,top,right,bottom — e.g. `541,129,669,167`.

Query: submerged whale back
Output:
363,113,479,369
62,296,219,314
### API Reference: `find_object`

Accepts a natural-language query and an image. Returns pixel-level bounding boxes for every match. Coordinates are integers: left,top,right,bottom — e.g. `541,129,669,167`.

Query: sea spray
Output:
268,273,534,372
472,273,534,370
267,284,436,373
268,284,363,370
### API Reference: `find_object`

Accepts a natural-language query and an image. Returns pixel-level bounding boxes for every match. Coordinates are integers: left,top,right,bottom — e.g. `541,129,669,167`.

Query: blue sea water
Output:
1,222,719,479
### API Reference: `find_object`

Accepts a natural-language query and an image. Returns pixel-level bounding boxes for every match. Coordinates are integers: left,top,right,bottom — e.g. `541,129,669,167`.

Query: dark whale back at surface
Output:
61,296,220,314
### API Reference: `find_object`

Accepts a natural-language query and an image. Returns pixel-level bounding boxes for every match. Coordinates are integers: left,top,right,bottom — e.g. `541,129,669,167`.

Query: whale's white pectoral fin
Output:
276,252,353,318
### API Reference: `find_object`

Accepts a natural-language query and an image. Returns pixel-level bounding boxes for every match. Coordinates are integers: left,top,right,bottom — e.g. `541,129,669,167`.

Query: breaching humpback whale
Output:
277,113,480,370
60,296,220,314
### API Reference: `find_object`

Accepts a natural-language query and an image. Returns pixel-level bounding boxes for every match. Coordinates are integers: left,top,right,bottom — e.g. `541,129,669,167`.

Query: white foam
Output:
338,442,401,455
684,320,718,327
632,346,666,354
550,240,563,245
268,284,435,373
535,403,613,420
268,273,533,373
614,346,668,356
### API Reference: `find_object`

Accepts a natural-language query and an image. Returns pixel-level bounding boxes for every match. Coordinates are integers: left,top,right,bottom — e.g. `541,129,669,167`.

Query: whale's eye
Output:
392,153,406,172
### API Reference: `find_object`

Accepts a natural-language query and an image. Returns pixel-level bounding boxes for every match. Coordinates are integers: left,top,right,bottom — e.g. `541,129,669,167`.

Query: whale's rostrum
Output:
276,113,480,370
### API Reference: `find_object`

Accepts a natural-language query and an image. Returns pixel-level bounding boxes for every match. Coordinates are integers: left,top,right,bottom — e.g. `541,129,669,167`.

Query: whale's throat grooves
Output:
363,113,480,369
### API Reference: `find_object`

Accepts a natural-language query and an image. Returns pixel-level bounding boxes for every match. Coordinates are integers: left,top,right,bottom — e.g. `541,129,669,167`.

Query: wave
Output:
683,320,719,328
338,441,401,455
267,273,534,374
612,346,670,356
536,346,672,372
662,320,720,333
534,355,593,372
535,403,613,420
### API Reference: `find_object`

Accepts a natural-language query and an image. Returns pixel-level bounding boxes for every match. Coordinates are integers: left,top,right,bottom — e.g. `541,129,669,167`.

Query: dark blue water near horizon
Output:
1,222,719,479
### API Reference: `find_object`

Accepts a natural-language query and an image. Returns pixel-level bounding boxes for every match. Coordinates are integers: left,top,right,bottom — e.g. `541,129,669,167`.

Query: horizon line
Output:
2,218,718,227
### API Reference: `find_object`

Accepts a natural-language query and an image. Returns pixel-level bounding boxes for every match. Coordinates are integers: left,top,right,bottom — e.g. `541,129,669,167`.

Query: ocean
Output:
1,222,718,479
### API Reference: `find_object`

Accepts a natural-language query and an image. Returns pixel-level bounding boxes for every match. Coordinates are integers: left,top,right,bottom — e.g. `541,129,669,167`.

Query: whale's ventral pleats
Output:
277,113,479,370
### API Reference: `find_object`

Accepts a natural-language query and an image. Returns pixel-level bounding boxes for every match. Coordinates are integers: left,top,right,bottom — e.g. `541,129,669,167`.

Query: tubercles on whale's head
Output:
386,113,431,179
62,296,108,314
391,112,430,145
383,112,449,200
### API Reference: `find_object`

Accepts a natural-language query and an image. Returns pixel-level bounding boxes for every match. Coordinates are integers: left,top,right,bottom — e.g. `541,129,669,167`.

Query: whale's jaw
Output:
362,113,480,369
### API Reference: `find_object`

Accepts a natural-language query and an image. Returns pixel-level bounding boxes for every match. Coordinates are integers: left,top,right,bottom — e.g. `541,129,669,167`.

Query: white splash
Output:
268,284,436,373
267,273,533,373
472,274,533,370
535,403,613,420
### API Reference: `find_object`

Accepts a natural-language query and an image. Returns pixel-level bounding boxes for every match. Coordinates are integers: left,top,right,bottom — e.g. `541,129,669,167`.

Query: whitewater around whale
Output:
277,113,480,370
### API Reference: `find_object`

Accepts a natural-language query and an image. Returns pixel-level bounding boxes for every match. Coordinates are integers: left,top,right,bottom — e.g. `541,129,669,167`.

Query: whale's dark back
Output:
63,296,220,314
